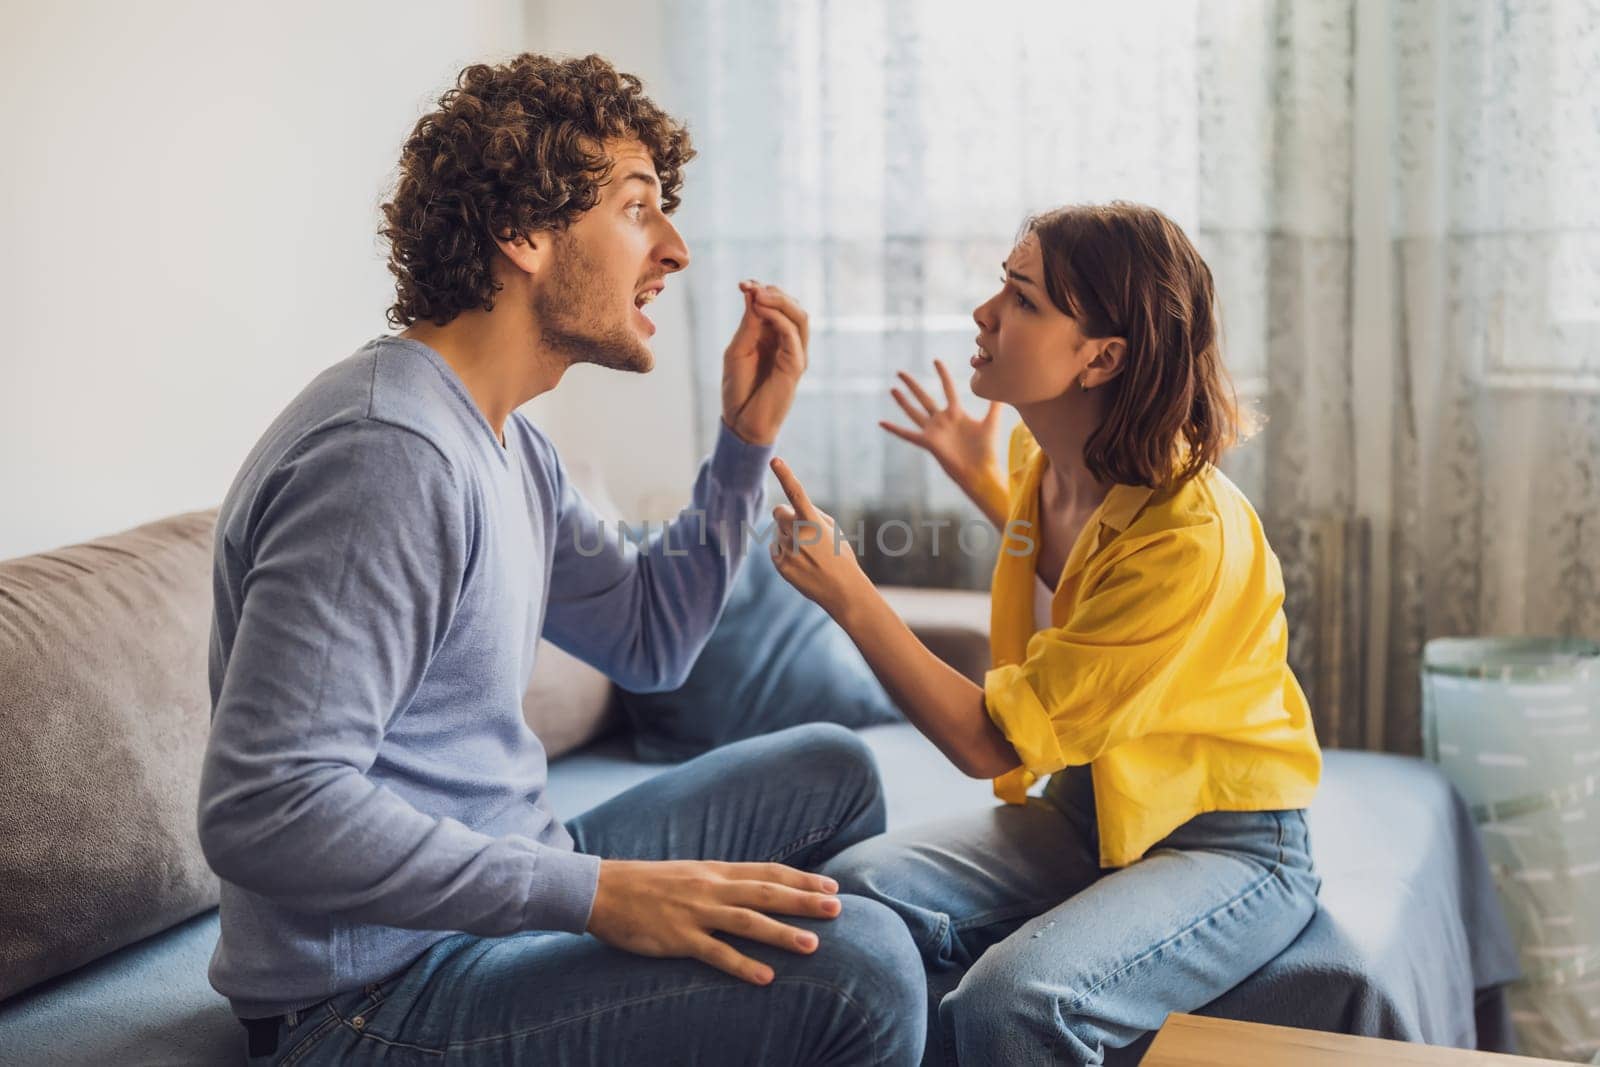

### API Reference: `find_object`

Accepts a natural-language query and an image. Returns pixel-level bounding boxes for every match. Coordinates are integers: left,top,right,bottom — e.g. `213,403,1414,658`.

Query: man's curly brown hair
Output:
380,53,694,328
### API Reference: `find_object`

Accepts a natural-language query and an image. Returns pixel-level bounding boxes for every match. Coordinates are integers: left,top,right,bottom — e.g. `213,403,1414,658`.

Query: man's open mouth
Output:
633,284,663,335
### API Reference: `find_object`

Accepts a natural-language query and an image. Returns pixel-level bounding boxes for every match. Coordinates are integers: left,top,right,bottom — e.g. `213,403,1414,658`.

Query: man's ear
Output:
492,228,549,279
1086,338,1129,388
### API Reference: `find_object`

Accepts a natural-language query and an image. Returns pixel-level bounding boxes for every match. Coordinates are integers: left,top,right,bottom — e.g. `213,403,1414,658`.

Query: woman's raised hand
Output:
880,359,1004,503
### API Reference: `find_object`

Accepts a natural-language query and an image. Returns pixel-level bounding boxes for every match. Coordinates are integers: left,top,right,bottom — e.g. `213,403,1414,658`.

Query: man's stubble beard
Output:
534,232,654,374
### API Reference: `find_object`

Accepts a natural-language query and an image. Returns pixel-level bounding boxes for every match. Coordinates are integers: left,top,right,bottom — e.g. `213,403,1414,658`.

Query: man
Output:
197,53,924,1065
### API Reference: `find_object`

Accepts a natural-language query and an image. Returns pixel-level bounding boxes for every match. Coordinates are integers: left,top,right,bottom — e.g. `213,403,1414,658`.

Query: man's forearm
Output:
197,753,600,934
835,586,1020,779
548,421,772,692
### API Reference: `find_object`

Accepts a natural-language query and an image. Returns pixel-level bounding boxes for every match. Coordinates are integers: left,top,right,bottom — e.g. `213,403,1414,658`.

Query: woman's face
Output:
968,233,1099,406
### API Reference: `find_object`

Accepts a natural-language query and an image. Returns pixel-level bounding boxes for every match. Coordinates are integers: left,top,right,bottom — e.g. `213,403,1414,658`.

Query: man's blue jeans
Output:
820,765,1321,1066
252,724,926,1065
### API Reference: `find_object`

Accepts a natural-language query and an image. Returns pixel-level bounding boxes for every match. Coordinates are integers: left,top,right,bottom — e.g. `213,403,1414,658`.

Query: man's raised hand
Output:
721,281,809,446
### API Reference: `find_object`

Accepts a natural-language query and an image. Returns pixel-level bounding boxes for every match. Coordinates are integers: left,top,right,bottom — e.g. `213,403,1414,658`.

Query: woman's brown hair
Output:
1028,202,1245,489
381,53,694,328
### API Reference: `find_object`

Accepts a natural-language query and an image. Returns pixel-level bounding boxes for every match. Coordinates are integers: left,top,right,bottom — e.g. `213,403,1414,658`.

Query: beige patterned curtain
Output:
1378,0,1600,752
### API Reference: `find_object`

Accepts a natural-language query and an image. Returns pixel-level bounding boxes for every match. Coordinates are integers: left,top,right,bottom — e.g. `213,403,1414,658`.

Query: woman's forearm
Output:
835,586,1020,779
955,464,1010,530
764,456,1017,778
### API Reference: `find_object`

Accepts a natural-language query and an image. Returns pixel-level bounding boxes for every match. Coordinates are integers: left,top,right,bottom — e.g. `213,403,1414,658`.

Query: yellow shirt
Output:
983,424,1322,868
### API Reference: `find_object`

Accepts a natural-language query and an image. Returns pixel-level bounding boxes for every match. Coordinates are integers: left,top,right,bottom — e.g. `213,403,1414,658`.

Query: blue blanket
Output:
1107,749,1522,1061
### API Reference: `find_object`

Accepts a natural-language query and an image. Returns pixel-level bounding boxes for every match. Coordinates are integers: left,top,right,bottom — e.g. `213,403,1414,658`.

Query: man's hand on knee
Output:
585,859,842,986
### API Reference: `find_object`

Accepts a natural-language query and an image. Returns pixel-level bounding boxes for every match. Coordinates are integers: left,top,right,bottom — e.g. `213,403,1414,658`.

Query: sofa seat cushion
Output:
0,910,237,1067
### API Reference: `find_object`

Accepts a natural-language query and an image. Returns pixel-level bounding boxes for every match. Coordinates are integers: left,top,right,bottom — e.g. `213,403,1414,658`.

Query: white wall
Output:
0,0,529,559
0,0,711,561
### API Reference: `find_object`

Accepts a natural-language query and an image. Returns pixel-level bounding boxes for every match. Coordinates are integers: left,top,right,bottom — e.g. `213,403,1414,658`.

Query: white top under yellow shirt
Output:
983,424,1322,868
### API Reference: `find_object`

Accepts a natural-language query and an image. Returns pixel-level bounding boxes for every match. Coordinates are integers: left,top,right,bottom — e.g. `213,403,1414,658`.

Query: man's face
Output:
534,140,690,373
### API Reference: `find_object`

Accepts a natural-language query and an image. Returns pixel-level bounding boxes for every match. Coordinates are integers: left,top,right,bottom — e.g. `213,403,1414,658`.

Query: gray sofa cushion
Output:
0,511,222,1002
522,639,620,758
519,456,628,757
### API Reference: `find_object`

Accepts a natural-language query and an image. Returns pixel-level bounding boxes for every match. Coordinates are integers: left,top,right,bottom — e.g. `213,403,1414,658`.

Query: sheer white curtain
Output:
664,0,1223,514
660,0,1600,757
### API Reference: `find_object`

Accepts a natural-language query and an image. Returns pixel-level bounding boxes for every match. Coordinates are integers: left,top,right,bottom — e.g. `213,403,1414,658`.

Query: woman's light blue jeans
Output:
251,724,926,1066
820,765,1320,1066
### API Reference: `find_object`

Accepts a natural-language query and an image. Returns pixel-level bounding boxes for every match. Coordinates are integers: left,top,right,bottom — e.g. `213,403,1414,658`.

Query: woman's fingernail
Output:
797,932,817,949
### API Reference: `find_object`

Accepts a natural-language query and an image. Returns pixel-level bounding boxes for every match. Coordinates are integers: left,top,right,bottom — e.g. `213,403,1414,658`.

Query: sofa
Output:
0,508,1522,1066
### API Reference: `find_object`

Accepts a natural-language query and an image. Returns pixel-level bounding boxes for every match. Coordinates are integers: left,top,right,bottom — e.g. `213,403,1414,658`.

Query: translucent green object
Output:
1422,637,1600,1063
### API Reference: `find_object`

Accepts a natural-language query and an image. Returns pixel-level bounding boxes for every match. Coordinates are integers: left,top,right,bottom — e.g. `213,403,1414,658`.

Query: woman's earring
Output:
1080,375,1089,391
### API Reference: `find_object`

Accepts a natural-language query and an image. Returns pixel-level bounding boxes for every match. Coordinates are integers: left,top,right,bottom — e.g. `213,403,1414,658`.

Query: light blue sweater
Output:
198,337,771,1019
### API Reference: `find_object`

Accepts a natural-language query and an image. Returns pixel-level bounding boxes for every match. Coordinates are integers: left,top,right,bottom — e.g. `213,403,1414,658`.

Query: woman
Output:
766,202,1323,1066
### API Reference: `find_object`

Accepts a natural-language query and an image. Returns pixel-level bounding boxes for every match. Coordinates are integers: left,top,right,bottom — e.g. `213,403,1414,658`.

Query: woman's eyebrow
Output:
1002,262,1039,289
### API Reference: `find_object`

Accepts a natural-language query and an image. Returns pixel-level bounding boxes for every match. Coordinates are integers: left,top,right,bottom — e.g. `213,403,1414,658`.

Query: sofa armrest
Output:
878,586,991,684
